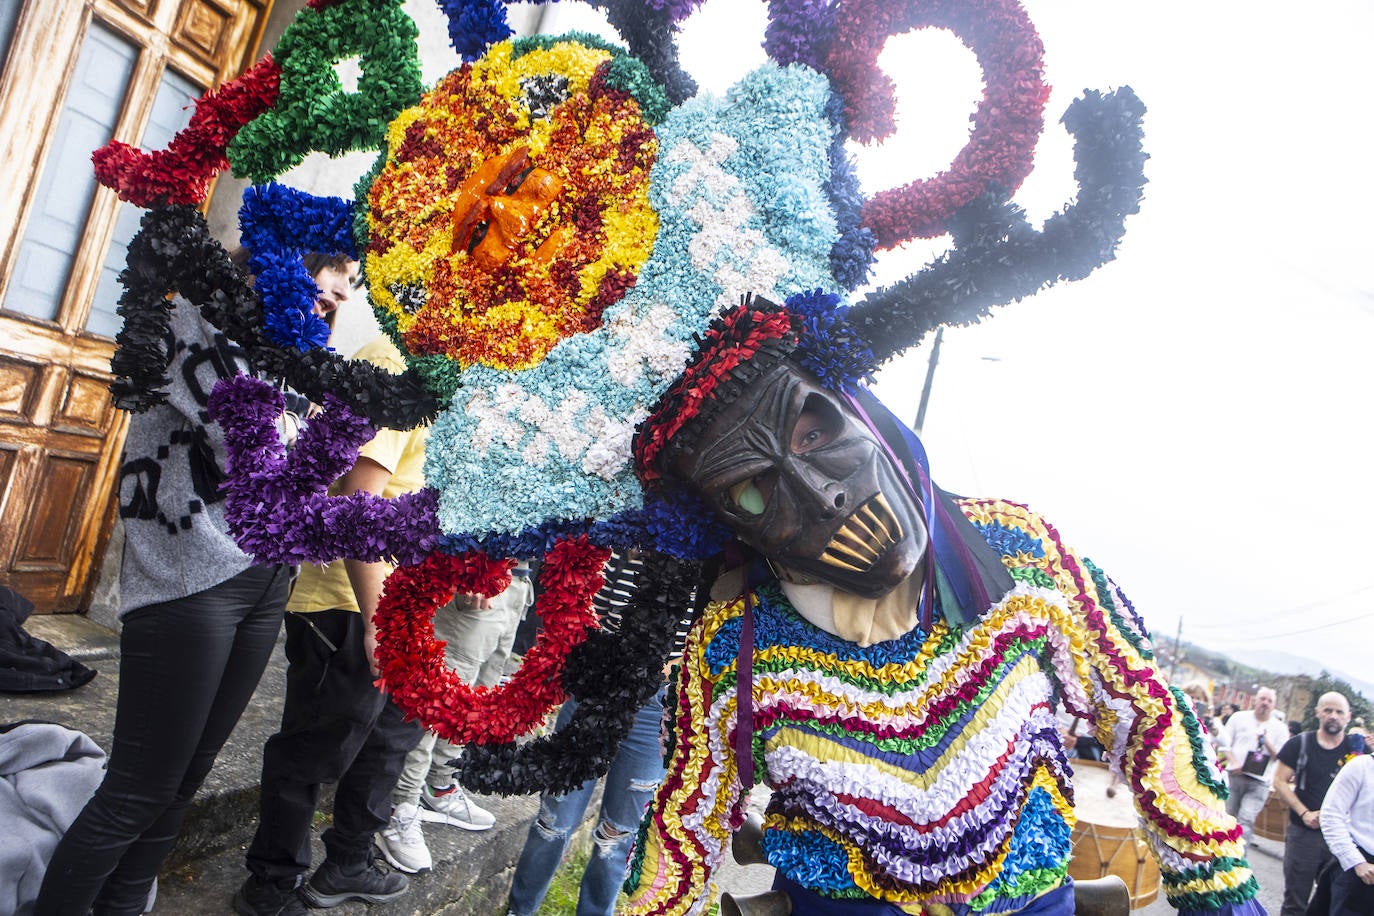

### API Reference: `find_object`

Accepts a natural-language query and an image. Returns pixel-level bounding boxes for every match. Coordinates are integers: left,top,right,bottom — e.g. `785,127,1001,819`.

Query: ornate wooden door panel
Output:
0,0,271,612
0,334,127,611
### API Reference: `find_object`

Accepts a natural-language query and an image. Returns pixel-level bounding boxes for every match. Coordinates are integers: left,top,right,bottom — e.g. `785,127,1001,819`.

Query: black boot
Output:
300,856,408,908
233,875,308,916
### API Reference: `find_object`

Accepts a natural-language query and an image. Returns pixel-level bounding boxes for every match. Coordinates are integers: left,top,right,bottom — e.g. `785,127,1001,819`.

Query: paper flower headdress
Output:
98,0,1146,794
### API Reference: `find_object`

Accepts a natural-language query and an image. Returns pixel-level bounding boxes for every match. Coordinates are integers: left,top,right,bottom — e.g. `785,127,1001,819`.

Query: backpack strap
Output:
1296,730,1311,793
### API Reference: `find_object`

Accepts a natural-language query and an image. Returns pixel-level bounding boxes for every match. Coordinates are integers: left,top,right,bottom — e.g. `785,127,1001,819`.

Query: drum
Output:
1253,786,1289,842
1067,759,1161,910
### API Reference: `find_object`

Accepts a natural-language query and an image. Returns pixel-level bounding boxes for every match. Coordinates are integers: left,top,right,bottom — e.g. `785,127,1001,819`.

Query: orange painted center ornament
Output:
364,40,660,372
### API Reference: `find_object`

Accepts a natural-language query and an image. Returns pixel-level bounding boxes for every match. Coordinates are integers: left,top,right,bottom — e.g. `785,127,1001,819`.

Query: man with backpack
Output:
1272,691,1367,916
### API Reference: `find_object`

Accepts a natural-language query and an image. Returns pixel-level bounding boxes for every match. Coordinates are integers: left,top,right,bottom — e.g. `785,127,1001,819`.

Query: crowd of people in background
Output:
8,276,1372,915
18,245,1374,915
1060,684,1374,915
15,247,1373,915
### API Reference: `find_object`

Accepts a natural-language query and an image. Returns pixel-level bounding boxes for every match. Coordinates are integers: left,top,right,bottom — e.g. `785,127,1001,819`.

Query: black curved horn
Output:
847,87,1148,367
459,553,705,796
595,0,697,104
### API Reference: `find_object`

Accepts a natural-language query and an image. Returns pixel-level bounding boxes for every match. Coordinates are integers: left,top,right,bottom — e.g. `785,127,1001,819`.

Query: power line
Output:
1213,610,1374,644
1182,582,1374,632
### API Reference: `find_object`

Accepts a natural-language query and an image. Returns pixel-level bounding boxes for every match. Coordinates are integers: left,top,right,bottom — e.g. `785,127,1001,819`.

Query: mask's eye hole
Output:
792,394,842,454
467,220,490,253
728,478,768,516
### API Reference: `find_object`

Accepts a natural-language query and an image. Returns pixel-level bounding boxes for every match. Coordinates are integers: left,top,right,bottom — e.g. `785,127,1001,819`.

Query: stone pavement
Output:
3,614,552,915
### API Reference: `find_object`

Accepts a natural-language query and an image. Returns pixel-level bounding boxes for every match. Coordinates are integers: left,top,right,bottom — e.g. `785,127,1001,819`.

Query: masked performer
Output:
618,296,1259,915
92,1,1262,914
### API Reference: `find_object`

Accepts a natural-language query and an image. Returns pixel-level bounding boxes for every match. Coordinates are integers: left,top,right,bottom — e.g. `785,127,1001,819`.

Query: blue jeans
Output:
507,690,667,916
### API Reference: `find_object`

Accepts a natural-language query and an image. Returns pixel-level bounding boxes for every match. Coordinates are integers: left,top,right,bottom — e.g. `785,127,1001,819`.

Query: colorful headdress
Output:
98,0,1146,793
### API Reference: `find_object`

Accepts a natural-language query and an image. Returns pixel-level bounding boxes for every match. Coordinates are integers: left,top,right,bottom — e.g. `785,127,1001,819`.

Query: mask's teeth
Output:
818,550,867,573
848,510,883,544
818,494,903,574
826,533,878,566
857,504,892,542
871,494,904,542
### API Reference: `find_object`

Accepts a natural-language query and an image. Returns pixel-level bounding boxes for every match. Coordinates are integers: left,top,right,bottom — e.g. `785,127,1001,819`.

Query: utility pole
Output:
1168,617,1183,683
530,3,550,33
914,327,943,435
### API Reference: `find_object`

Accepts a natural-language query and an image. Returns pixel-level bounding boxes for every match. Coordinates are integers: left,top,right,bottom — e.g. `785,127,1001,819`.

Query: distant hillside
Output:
1169,639,1373,708
1221,647,1374,701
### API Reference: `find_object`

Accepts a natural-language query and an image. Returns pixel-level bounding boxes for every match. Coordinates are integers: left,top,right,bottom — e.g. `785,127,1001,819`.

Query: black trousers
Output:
36,563,290,916
1329,856,1374,916
245,608,423,883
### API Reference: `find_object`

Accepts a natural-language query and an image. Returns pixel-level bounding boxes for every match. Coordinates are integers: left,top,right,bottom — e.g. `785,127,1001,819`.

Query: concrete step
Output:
4,613,294,869
155,792,541,915
1,614,549,914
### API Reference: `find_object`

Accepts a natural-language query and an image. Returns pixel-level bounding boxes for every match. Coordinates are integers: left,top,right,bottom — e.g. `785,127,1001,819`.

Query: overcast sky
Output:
536,0,1374,682
305,1,1373,685
863,0,1374,684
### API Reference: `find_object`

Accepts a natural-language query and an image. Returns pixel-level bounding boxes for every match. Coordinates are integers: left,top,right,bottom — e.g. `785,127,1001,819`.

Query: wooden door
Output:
0,0,271,612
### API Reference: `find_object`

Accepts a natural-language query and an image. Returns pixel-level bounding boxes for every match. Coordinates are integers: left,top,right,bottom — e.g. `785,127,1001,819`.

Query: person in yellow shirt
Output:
235,335,426,916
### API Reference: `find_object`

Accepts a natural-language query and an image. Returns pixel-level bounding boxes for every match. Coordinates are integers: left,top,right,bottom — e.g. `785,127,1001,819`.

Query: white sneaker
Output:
418,783,495,831
376,802,433,873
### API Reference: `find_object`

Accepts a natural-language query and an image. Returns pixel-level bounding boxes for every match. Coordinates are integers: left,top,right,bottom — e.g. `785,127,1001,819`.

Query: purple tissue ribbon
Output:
208,375,440,567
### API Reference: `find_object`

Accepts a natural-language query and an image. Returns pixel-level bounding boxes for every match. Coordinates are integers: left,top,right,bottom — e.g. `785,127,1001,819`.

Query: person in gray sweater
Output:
36,254,354,916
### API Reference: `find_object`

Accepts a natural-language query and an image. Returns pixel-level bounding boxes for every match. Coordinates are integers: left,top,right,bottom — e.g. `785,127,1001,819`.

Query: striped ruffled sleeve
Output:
621,598,749,916
975,500,1262,914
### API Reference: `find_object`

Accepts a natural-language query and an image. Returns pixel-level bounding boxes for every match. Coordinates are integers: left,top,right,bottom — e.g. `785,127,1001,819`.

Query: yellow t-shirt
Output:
287,336,428,613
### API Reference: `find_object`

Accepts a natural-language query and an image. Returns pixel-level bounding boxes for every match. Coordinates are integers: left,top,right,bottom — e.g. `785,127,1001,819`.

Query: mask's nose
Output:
781,458,849,522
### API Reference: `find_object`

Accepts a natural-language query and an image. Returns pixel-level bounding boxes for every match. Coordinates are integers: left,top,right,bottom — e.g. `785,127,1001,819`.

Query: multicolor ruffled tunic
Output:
622,499,1260,915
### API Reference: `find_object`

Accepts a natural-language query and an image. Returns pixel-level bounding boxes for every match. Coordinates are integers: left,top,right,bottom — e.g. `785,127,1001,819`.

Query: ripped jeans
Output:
507,689,667,916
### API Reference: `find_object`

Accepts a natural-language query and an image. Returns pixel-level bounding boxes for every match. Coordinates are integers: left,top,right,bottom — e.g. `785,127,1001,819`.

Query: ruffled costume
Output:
623,498,1258,916
86,3,1267,912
